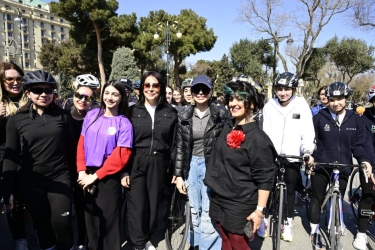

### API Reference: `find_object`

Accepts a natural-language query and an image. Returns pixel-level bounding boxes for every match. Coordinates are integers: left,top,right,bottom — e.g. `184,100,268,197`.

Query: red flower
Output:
226,130,246,149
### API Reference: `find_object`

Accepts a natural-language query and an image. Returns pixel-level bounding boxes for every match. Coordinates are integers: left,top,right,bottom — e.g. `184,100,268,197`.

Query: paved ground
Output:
1,170,375,250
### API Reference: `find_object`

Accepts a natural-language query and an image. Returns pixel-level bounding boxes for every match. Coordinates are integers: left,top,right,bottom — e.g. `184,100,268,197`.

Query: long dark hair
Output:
137,71,170,108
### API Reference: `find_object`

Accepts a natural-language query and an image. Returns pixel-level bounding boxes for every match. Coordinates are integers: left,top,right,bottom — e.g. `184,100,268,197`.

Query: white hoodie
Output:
263,96,315,161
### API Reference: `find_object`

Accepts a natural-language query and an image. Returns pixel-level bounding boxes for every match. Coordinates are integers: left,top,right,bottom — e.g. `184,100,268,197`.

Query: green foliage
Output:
109,47,139,81
324,36,375,83
230,39,273,80
57,72,74,99
301,48,327,86
212,55,234,96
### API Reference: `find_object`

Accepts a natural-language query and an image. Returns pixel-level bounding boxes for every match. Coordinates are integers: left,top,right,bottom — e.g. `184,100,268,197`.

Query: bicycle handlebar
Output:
360,163,368,183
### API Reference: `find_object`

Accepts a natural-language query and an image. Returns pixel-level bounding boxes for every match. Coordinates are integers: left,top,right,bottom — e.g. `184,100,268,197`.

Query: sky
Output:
46,0,375,73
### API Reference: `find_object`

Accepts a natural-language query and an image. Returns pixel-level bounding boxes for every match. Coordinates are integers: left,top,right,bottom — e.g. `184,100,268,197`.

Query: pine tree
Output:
109,47,139,81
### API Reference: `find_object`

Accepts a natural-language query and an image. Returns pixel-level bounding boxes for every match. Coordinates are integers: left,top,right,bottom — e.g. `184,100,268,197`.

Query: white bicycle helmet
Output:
366,85,375,101
74,74,100,89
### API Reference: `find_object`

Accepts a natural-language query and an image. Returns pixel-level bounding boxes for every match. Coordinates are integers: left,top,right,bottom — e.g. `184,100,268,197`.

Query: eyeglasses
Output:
4,76,23,85
74,92,95,102
191,86,211,95
144,83,160,90
29,87,54,95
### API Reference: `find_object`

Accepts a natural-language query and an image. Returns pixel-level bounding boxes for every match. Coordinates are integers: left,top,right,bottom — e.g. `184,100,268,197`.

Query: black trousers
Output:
19,178,73,250
84,171,122,250
73,182,86,246
126,153,169,249
285,162,304,218
358,170,375,232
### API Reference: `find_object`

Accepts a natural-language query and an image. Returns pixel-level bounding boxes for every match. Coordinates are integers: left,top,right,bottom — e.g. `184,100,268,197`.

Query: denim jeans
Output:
185,156,222,250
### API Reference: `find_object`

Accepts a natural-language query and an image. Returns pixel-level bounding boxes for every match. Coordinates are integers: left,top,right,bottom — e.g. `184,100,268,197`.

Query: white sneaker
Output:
353,233,368,250
145,241,156,250
281,224,293,242
257,217,269,238
15,238,28,250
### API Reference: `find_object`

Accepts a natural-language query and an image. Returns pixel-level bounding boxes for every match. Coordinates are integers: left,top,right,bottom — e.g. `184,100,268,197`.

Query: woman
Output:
166,85,173,104
204,79,277,250
76,80,133,250
66,74,99,249
3,70,74,250
173,75,226,250
182,77,193,105
0,62,29,249
172,87,183,106
121,71,177,250
311,86,328,116
309,82,373,249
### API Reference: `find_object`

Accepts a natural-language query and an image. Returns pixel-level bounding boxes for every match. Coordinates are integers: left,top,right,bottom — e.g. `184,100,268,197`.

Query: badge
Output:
107,127,116,135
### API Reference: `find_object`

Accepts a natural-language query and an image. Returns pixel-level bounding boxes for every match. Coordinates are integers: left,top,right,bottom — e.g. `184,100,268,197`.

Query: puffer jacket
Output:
173,102,228,178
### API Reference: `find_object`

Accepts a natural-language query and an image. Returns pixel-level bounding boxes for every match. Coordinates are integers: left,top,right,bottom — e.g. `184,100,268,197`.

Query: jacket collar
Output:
179,102,220,121
228,118,258,134
319,108,353,125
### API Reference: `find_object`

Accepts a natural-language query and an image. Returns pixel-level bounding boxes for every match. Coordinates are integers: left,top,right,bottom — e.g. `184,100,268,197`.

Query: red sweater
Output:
76,135,131,179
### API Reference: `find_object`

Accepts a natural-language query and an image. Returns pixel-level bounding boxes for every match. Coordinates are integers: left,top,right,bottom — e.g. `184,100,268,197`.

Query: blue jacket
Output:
361,107,375,168
311,104,326,116
312,108,370,176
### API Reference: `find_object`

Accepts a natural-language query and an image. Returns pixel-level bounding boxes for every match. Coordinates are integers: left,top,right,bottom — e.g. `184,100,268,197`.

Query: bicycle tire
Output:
349,168,361,222
165,188,190,250
330,193,337,250
276,186,284,250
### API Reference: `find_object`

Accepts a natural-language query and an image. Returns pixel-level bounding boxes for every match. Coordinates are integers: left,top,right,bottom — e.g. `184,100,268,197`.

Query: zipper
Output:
149,125,154,155
337,126,340,162
280,117,286,153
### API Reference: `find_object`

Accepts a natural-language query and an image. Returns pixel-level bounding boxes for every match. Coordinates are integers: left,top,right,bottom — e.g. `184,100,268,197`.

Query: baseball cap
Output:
191,75,213,89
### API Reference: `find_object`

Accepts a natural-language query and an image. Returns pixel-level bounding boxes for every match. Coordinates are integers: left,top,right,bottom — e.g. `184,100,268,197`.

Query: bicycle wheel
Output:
165,187,190,250
349,168,361,222
330,193,337,250
276,186,284,250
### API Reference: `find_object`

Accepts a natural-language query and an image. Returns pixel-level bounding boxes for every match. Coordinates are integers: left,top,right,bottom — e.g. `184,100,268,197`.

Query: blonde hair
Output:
0,62,28,115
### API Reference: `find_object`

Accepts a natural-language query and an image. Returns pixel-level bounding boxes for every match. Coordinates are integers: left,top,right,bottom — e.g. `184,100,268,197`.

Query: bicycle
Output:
268,154,309,250
311,161,367,250
164,186,190,250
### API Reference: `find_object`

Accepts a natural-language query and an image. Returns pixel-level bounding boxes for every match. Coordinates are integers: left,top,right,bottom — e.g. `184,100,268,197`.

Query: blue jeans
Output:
185,156,222,250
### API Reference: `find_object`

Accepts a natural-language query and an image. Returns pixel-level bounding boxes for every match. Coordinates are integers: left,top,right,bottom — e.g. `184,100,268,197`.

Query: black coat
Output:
173,103,228,178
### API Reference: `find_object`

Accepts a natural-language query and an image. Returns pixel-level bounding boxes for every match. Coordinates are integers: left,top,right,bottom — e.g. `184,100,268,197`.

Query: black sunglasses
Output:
191,85,211,95
4,76,23,85
29,87,53,95
74,92,95,102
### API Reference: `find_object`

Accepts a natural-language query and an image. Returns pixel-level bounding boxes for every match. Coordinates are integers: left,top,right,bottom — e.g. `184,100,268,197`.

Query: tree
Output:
133,9,217,87
50,0,138,89
350,74,375,102
324,36,375,83
109,47,139,81
229,39,273,80
238,0,354,78
301,48,327,86
211,55,235,96
349,0,375,30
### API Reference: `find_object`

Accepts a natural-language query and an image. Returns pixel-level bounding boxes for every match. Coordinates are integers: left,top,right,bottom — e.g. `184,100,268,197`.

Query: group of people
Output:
0,61,375,250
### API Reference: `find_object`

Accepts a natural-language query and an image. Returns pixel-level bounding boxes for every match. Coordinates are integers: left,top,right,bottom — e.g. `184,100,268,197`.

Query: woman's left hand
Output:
246,211,263,233
78,174,98,190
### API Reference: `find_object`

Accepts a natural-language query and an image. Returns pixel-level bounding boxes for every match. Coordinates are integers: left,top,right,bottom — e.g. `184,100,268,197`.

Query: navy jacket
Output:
312,108,370,176
361,107,375,168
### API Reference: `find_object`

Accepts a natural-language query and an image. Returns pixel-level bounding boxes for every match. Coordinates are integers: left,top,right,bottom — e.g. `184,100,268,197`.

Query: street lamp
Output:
14,8,24,69
154,21,182,86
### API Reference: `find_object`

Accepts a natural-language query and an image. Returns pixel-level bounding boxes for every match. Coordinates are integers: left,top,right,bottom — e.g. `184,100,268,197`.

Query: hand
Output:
121,172,130,188
363,162,372,177
171,175,177,184
303,153,314,166
0,102,6,117
247,211,263,233
77,173,98,190
6,194,14,211
175,177,186,195
78,171,88,181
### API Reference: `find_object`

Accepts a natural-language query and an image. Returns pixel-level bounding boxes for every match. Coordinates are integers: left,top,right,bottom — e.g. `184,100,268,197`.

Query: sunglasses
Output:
4,76,23,84
143,83,160,90
192,86,211,95
30,87,53,95
125,88,132,94
74,92,95,102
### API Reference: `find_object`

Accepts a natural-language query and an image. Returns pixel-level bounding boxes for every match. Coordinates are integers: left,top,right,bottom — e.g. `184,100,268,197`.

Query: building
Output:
0,0,69,72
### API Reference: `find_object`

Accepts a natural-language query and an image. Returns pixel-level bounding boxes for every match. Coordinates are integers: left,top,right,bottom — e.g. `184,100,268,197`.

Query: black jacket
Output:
174,103,228,178
361,107,375,168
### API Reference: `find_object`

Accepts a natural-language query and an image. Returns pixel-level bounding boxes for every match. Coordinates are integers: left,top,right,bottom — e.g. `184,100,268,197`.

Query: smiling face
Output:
3,69,23,97
228,96,253,124
27,83,54,107
275,85,294,106
73,86,94,112
166,86,173,104
173,90,182,104
143,75,160,106
328,96,347,114
192,84,211,105
103,85,121,111
183,87,192,103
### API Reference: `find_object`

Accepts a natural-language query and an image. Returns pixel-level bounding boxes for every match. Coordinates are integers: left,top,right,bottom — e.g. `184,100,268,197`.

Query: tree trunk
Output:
93,21,106,93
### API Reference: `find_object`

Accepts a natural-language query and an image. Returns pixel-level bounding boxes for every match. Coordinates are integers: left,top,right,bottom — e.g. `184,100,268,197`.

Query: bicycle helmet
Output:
231,74,265,93
117,78,133,91
273,72,299,88
22,70,56,89
181,77,193,90
366,85,375,101
75,74,100,89
133,80,141,90
325,82,352,97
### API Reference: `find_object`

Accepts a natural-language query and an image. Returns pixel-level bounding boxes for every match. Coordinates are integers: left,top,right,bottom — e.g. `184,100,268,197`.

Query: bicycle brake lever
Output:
361,163,368,183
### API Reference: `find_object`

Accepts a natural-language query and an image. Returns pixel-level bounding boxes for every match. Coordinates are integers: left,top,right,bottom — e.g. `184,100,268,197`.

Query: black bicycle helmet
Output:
133,80,141,90
273,72,299,88
116,78,133,91
23,70,56,89
325,82,352,97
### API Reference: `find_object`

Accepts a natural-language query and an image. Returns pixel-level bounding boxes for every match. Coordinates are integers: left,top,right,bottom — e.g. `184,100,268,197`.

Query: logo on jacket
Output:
107,127,117,135
372,125,375,132
346,128,356,131
324,124,330,131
